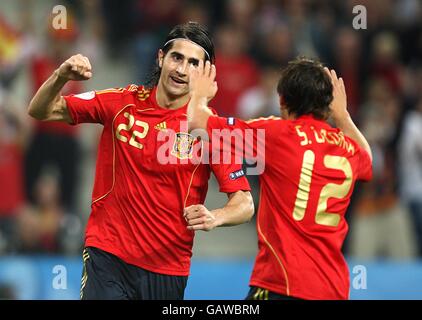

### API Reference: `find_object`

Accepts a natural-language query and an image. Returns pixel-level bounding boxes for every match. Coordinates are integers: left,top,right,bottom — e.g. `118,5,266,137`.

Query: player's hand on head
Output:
188,60,218,103
57,54,93,81
184,204,217,232
324,67,349,121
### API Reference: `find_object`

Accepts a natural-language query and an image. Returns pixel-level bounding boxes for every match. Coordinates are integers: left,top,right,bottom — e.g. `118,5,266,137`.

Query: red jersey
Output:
207,115,372,299
64,85,250,276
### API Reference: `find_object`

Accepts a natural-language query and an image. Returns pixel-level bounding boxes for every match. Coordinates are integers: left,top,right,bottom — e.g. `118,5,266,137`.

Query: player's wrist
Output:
190,94,209,105
210,209,224,228
54,69,70,85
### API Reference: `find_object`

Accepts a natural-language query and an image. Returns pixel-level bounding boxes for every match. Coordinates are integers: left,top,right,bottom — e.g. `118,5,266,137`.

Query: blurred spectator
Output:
0,90,28,254
254,23,295,69
349,80,416,259
332,27,364,121
180,1,210,26
212,24,259,117
237,66,280,120
25,15,82,215
308,0,337,62
0,15,22,88
223,0,256,34
396,0,422,65
132,0,185,83
101,0,138,57
17,174,64,253
369,32,403,95
399,97,422,257
253,0,284,37
283,0,317,57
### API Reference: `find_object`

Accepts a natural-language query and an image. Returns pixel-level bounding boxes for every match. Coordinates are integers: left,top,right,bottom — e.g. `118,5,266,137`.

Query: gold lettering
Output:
328,132,340,145
316,156,353,227
295,126,309,146
313,128,325,143
116,112,134,143
347,142,355,155
321,129,334,144
116,113,149,150
293,150,315,221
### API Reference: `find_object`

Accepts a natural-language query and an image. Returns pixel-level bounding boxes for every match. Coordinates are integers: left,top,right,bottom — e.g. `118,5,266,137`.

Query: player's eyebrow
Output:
170,51,184,60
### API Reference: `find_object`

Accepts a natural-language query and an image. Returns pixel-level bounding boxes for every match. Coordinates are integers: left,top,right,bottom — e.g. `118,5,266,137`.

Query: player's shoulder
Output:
123,84,153,100
245,115,282,127
244,116,284,136
94,84,151,98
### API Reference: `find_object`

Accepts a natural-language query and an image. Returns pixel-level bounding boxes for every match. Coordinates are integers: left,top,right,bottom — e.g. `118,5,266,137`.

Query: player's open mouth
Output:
170,76,187,85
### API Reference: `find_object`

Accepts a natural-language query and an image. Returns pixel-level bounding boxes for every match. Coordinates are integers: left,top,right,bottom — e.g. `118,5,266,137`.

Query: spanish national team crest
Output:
171,132,194,159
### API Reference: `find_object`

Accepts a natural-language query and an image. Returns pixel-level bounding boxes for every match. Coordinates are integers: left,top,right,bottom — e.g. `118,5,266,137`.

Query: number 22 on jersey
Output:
116,112,149,149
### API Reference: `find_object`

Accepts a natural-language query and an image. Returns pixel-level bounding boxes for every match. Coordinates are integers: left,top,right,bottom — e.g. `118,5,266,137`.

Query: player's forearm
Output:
28,69,68,120
187,95,212,132
212,191,254,227
334,114,373,161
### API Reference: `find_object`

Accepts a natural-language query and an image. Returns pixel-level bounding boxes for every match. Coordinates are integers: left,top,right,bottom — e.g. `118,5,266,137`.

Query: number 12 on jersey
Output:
292,150,353,227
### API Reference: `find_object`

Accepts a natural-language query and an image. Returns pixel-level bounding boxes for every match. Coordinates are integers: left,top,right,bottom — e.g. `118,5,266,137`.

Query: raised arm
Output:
187,61,216,131
28,54,92,123
184,191,254,231
325,68,373,161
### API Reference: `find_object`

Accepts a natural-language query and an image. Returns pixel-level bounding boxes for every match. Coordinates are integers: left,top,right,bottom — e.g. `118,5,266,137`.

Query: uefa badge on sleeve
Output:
229,169,245,180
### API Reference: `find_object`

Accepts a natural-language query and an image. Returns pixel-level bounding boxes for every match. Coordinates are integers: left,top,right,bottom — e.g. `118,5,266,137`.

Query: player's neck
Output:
155,85,189,110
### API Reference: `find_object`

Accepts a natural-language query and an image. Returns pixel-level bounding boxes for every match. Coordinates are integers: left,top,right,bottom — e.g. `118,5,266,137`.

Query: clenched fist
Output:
57,54,92,81
184,204,218,232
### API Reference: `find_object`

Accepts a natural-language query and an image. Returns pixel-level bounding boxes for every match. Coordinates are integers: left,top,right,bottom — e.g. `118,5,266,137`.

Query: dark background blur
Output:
1,0,422,299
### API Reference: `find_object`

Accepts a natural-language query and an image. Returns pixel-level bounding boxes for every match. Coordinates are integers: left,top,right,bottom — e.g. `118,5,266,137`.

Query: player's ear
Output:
158,49,164,68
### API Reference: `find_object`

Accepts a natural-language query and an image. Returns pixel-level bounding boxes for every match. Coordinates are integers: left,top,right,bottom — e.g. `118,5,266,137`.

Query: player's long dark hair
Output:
277,58,333,120
145,21,215,89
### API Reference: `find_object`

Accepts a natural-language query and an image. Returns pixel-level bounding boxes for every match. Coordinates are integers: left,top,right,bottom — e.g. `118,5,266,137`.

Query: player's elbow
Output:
28,98,47,120
27,100,41,120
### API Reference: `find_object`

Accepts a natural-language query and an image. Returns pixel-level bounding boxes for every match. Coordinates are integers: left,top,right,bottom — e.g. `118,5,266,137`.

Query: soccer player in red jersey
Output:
186,58,373,300
27,22,254,300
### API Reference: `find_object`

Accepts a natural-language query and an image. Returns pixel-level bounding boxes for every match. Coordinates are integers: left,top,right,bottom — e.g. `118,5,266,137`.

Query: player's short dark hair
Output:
277,58,333,120
145,22,215,88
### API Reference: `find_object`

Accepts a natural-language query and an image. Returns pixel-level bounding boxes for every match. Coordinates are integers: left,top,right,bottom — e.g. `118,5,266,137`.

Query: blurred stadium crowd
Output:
0,0,422,262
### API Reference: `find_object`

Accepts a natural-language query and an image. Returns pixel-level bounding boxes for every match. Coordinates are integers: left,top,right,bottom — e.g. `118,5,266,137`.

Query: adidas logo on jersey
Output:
154,122,167,131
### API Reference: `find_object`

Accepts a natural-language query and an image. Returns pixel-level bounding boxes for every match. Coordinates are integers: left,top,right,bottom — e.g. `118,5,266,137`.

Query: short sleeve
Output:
63,88,125,125
357,148,373,181
209,148,251,193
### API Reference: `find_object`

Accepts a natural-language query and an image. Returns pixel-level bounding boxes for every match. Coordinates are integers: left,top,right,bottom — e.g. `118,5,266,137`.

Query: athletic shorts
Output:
80,246,188,300
245,286,301,300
